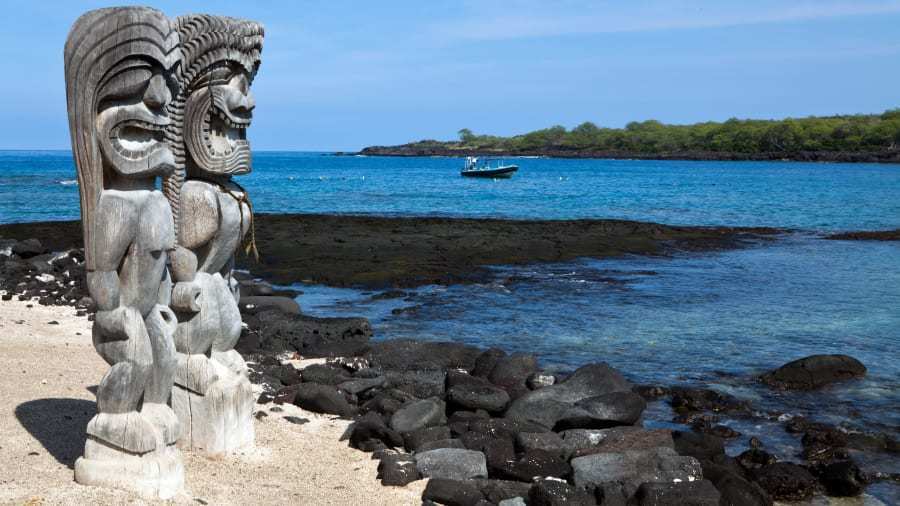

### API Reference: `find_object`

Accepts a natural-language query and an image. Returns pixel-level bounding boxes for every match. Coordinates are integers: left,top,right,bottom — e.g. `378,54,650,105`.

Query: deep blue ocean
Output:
2,150,899,498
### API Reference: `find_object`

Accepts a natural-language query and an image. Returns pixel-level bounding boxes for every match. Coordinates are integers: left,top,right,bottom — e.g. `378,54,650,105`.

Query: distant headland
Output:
355,109,900,163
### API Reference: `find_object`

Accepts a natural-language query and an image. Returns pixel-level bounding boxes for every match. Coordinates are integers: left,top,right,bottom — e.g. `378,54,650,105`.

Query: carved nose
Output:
242,92,255,113
224,86,255,115
143,74,170,110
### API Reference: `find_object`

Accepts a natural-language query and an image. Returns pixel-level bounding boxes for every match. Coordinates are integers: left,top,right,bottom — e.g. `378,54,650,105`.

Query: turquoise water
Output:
2,150,900,230
3,151,900,488
297,236,900,429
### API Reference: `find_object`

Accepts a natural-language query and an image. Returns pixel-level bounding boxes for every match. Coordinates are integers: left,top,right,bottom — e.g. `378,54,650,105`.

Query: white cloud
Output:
429,0,900,42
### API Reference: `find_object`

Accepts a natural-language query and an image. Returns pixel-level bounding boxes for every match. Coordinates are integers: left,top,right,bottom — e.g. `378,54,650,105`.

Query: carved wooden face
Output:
184,61,254,176
95,56,178,179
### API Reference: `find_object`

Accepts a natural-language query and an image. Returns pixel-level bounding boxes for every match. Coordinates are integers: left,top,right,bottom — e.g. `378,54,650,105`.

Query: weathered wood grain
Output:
66,8,265,485
165,13,263,455
65,6,184,498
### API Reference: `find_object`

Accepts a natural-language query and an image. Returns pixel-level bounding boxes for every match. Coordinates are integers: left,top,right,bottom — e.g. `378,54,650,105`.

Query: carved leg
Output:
88,307,158,454
172,274,219,395
142,305,181,445
210,272,245,364
172,273,254,454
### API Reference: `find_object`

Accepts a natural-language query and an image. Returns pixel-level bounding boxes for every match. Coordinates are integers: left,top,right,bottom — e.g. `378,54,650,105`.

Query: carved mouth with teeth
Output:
205,106,250,158
110,120,168,160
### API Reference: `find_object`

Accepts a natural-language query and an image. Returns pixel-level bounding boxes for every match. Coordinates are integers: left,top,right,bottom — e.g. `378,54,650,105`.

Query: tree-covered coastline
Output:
358,109,900,163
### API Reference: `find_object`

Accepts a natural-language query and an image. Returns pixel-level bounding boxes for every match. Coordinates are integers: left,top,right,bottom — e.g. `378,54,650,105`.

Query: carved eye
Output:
229,73,249,94
207,65,235,85
99,65,154,105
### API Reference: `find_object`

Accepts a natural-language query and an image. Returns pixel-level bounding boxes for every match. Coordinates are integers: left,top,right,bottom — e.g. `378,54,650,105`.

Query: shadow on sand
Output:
15,398,95,469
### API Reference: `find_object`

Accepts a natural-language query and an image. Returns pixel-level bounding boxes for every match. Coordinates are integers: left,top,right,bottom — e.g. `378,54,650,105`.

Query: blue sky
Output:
2,0,899,150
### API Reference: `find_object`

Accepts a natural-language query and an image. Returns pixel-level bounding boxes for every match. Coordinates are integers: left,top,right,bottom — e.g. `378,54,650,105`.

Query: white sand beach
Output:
0,296,425,505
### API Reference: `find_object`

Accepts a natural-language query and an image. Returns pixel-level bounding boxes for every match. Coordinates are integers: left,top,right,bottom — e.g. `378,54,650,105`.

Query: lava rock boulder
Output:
416,448,489,480
292,383,357,416
759,354,866,390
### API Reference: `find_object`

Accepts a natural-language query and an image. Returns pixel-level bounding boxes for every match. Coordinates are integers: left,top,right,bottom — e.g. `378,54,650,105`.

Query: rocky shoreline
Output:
353,146,900,164
0,215,782,288
2,233,898,505
824,229,900,241
4,215,898,291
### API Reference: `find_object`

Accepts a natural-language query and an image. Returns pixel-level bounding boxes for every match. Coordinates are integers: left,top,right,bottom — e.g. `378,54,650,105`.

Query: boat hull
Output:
461,165,518,178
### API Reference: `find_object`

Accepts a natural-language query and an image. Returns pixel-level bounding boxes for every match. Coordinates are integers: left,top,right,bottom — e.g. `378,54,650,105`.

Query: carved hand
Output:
171,281,202,313
169,245,198,283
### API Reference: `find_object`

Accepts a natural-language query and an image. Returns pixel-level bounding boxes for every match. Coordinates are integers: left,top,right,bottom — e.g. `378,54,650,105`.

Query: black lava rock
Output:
672,430,725,460
815,460,865,497
301,363,352,385
704,424,741,439
461,429,516,476
350,412,404,451
528,478,596,505
403,425,452,452
448,381,511,413
670,387,750,413
736,449,777,471
504,363,633,430
384,369,447,399
293,383,357,417
448,410,490,436
472,348,507,378
337,376,386,395
495,449,571,482
633,384,670,400
751,463,818,502
759,354,867,390
423,478,485,506
389,398,446,433
632,480,721,506
415,448,488,480
11,238,44,258
714,472,773,506
274,364,302,386
245,309,372,357
377,451,419,486
488,352,538,396
360,389,413,417
367,339,481,372
516,432,569,459
700,456,772,506
554,391,646,430
475,479,532,504
418,439,466,452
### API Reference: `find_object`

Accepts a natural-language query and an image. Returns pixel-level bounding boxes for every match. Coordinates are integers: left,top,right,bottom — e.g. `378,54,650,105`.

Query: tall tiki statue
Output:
65,7,184,497
164,14,263,454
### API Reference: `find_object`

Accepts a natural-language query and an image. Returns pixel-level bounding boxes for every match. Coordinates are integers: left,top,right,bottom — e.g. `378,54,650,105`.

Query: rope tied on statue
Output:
196,176,260,262
224,179,259,261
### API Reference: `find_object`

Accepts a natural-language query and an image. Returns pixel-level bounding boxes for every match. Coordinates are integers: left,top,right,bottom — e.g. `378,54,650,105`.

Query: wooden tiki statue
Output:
65,6,184,498
164,14,264,454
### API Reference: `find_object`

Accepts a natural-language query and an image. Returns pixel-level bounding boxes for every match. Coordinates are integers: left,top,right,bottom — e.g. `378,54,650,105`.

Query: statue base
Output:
173,359,255,455
74,438,184,499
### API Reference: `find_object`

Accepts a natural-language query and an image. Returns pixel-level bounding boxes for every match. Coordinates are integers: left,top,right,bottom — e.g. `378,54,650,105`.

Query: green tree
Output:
413,109,900,156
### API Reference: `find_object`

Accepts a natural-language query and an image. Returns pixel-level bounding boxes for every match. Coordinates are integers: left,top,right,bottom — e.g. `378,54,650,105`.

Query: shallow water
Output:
296,236,900,431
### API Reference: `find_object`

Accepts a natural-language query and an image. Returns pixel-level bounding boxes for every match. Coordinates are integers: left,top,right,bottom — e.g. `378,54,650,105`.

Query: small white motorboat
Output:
461,156,518,178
